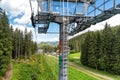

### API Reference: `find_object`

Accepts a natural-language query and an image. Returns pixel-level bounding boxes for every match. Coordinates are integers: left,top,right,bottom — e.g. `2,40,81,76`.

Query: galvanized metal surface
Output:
29,1,120,80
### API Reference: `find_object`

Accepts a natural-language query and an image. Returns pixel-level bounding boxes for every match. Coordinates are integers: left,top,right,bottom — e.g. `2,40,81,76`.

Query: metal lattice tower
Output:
0,0,4,16
29,0,120,80
59,17,69,80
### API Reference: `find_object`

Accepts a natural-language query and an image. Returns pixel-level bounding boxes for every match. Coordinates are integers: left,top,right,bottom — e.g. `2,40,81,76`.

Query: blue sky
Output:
1,0,120,43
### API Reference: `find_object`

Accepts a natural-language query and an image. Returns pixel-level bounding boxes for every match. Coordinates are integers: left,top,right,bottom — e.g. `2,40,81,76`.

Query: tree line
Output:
0,12,37,76
81,24,120,74
12,28,37,59
69,23,120,74
69,33,86,52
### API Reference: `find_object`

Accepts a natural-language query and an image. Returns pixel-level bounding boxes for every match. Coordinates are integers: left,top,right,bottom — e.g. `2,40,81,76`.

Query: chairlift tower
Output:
0,0,4,16
29,0,120,80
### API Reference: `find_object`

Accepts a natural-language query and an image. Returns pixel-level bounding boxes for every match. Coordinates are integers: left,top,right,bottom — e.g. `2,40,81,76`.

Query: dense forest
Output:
12,28,37,59
69,23,120,74
69,33,86,52
0,12,37,77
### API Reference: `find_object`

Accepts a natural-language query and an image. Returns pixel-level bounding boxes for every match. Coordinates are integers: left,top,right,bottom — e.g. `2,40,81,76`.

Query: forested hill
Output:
69,33,87,52
69,24,120,52
0,12,37,78
69,23,120,75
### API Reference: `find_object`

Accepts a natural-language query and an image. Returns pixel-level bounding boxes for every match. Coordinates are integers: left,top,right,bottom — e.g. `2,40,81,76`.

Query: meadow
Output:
69,52,120,80
10,54,97,80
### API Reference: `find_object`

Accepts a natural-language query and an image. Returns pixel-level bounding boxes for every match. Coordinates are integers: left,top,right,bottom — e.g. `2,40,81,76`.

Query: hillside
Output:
69,24,120,75
10,54,97,80
39,41,59,47
47,41,59,46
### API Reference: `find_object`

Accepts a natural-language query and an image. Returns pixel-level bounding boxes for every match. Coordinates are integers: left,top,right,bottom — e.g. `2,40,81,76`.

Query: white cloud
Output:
1,0,42,42
1,0,37,25
104,14,120,26
2,0,28,17
89,14,120,31
33,34,59,43
13,12,31,25
11,24,34,33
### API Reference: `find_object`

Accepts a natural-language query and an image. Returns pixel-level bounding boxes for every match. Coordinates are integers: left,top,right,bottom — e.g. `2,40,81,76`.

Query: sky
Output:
1,0,120,43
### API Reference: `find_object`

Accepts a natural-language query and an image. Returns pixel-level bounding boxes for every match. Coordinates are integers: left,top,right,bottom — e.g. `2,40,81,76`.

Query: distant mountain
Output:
46,41,59,46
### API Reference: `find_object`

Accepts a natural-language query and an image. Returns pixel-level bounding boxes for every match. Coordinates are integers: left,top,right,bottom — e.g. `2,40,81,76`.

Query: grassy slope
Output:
0,76,2,80
47,55,97,80
68,52,120,80
11,55,57,80
69,66,97,80
11,54,97,80
69,52,80,63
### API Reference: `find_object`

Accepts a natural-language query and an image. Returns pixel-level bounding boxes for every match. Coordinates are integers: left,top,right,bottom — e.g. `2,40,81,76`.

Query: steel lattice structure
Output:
0,0,4,17
29,0,120,80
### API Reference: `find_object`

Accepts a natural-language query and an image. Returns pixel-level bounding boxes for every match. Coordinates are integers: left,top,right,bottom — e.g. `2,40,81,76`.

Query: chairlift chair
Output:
38,23,49,33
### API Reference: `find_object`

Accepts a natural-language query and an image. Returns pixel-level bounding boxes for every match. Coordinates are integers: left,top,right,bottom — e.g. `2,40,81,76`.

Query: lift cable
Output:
29,0,33,12
29,0,38,42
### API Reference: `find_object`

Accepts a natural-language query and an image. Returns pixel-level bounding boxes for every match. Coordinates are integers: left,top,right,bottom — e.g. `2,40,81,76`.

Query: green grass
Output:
47,55,97,80
44,55,58,79
68,52,80,64
0,76,2,80
11,55,57,80
68,52,120,80
69,66,97,80
11,54,97,80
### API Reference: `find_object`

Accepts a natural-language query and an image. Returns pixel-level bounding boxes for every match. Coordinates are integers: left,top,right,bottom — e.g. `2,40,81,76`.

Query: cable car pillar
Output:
59,17,69,80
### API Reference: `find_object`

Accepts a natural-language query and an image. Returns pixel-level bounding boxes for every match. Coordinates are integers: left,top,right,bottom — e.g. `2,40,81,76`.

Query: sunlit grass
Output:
68,52,80,64
68,52,120,80
11,54,97,80
69,66,97,80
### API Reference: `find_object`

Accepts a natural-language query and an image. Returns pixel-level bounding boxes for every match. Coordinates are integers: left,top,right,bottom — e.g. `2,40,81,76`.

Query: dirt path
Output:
2,64,12,80
49,55,114,80
69,62,114,80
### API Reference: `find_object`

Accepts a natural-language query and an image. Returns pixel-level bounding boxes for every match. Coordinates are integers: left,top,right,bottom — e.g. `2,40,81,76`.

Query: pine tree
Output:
19,31,24,58
111,27,120,74
101,24,115,71
0,12,12,76
81,32,90,65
